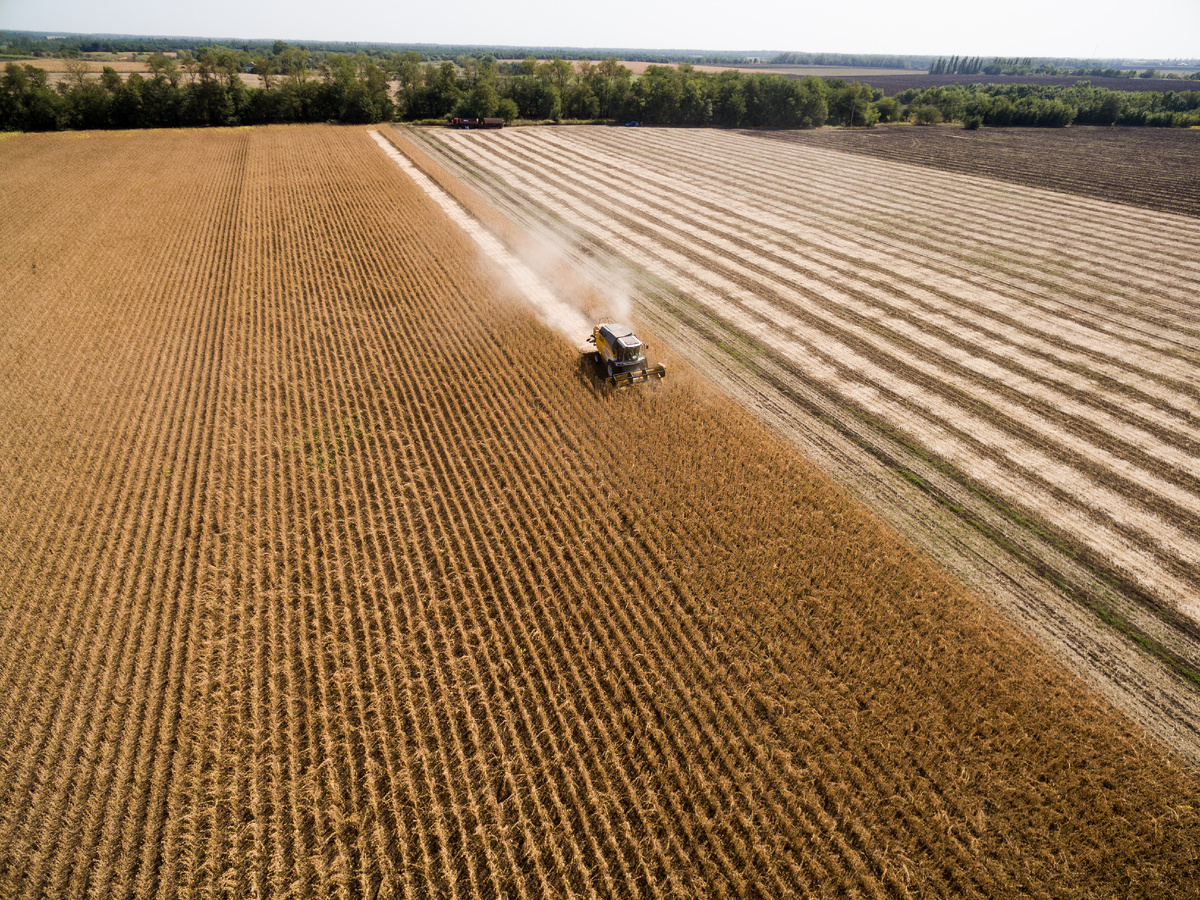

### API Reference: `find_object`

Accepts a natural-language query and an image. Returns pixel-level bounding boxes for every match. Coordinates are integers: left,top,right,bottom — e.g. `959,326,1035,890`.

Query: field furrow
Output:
592,129,1200,362
481,130,1200,521
527,131,1200,447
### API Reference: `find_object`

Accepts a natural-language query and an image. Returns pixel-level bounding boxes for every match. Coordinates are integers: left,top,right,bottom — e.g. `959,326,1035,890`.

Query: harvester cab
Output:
586,323,667,387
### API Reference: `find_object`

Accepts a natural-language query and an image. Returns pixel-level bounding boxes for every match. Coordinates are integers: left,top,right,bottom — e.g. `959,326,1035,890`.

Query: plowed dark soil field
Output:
2,124,1199,898
756,124,1200,218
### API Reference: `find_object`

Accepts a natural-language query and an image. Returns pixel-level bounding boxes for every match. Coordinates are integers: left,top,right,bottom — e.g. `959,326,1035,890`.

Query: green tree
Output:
563,81,600,119
826,79,876,126
631,66,684,124
529,81,561,120
496,97,519,123
587,57,632,118
540,58,574,96
873,96,902,123
145,52,179,87
279,46,311,85
1,63,64,130
456,80,500,118
252,55,277,90
99,66,123,93
111,72,146,127
912,104,943,125
712,71,746,126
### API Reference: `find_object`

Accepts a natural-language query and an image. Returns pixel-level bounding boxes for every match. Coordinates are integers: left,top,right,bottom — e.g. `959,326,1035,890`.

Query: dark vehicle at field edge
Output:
449,117,505,129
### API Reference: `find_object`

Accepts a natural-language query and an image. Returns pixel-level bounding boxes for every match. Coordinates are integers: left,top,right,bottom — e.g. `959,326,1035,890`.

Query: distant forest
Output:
929,54,1200,80
5,30,1198,72
0,31,918,68
2,34,1198,132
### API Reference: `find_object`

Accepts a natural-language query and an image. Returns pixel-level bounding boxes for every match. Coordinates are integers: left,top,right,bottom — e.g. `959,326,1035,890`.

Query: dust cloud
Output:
370,131,594,345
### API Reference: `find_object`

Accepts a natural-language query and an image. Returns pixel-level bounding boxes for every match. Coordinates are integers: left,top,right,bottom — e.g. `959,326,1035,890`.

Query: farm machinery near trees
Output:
449,117,504,129
585,323,666,387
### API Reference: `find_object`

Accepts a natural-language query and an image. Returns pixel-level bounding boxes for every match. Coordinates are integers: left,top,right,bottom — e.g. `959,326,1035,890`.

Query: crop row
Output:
1,124,1198,898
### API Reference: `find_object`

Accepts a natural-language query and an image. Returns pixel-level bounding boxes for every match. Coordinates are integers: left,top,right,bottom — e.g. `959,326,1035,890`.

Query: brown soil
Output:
756,124,1200,219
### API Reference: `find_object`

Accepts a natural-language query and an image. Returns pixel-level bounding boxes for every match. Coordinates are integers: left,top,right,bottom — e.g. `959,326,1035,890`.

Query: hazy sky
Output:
3,0,1197,59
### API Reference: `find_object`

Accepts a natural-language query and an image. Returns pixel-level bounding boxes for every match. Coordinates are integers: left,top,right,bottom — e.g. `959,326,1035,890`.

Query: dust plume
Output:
371,130,593,345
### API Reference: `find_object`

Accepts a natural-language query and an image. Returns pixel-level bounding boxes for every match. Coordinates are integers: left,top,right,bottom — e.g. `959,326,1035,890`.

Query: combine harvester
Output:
585,323,666,387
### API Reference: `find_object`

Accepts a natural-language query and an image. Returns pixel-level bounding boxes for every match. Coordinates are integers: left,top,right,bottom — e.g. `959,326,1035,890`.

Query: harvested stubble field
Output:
758,125,1200,219
1,123,1199,899
404,124,1200,760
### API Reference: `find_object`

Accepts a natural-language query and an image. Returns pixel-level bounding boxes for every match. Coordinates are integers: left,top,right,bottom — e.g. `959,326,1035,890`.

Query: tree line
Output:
1,50,395,130
769,51,913,69
3,46,1200,133
0,52,848,131
896,81,1200,128
424,59,846,127
930,55,1200,80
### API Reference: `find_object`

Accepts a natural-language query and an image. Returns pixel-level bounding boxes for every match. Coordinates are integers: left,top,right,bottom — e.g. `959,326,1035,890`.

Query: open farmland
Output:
13,58,156,73
608,61,915,77
12,56,264,88
2,124,1200,898
403,124,1200,754
836,72,1200,94
759,125,1200,219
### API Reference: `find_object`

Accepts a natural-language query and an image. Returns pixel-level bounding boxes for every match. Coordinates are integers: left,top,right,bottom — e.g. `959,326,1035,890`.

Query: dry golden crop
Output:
1,124,1198,899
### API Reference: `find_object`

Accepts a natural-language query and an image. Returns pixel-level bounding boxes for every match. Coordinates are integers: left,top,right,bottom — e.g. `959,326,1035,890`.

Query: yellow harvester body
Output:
586,323,667,387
